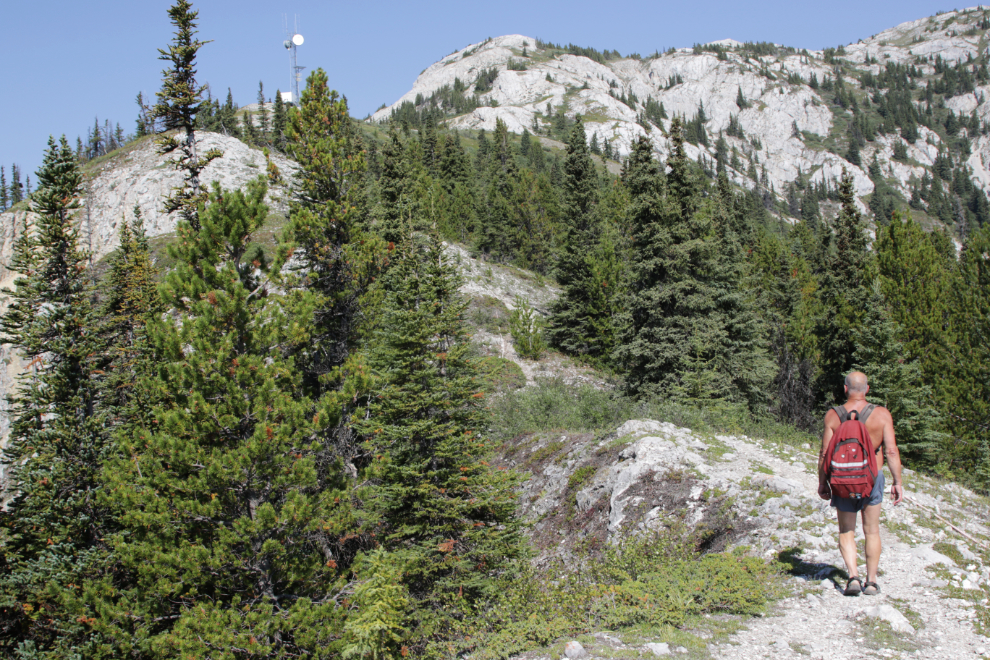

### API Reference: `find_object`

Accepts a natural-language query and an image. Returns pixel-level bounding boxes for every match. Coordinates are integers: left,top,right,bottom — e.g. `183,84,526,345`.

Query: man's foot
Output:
863,581,880,595
844,577,863,596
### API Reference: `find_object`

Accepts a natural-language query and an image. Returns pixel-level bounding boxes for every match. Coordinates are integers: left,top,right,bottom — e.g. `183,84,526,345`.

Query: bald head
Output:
845,371,869,394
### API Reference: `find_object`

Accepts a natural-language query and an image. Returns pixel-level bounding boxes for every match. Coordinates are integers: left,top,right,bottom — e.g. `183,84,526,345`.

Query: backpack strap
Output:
859,404,876,424
833,405,849,422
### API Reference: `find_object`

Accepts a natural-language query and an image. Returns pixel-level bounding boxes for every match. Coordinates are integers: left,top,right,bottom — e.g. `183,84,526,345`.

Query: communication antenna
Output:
282,15,305,104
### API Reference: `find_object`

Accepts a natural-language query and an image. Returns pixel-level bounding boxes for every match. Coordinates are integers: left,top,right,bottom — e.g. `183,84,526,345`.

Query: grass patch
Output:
933,541,965,566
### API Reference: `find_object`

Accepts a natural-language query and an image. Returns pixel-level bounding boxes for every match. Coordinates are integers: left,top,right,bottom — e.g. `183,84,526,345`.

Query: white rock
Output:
909,545,955,567
856,604,916,634
564,641,588,659
644,642,671,656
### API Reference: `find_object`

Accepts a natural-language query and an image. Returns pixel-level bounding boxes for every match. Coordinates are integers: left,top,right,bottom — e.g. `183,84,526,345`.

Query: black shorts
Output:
831,471,885,513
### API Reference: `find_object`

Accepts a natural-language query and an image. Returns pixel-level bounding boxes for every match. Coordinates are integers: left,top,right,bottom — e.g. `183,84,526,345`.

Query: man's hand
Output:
818,481,831,500
891,482,904,506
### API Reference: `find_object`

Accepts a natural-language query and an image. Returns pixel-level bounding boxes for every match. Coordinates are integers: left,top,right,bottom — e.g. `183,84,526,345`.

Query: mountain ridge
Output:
371,7,990,222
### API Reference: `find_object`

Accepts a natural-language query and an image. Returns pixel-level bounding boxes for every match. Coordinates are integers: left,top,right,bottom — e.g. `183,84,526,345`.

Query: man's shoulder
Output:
866,403,893,423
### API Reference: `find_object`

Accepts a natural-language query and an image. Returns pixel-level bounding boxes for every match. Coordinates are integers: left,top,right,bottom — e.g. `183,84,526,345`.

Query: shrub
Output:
509,296,547,359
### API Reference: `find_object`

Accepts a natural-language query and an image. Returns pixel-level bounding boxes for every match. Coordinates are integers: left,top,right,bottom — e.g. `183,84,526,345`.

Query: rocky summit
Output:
373,7,990,217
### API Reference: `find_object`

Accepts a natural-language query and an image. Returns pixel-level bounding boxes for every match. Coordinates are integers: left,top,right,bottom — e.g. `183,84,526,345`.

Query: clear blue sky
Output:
0,0,957,180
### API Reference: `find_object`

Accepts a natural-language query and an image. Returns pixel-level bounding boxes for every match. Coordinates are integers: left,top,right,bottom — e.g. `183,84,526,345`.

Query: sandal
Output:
863,581,880,595
844,577,863,596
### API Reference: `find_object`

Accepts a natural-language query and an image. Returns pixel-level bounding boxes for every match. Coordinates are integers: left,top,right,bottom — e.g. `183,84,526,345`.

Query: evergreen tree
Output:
94,208,161,430
546,118,620,359
375,126,411,244
256,80,269,140
815,171,874,404
278,68,384,391
939,225,990,481
93,180,359,657
272,88,287,151
0,166,7,211
852,280,945,463
614,125,771,405
0,137,110,657
10,164,23,205
876,212,955,376
153,0,222,230
356,233,522,650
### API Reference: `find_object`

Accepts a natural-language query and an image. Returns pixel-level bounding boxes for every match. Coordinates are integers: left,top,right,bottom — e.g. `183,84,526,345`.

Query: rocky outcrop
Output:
373,7,990,215
0,133,298,477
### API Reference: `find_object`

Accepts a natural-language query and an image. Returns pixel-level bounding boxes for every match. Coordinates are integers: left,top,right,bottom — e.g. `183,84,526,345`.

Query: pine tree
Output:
153,0,222,230
277,67,385,390
614,125,772,405
0,166,7,211
815,171,874,404
546,117,620,359
10,164,23,205
0,137,110,657
852,280,946,463
356,233,522,648
256,80,269,140
93,180,359,656
272,88,287,151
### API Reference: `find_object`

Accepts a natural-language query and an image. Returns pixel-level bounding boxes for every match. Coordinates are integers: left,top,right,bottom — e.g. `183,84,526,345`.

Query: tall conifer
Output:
546,117,620,358
0,137,109,657
154,0,222,230
614,126,771,404
357,233,522,646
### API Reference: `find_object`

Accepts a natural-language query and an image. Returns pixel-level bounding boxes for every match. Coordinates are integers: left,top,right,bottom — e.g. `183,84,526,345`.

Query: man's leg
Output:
837,508,860,577
861,503,882,583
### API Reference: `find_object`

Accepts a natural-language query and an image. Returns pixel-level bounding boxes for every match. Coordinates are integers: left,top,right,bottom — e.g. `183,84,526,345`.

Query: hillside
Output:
373,7,990,228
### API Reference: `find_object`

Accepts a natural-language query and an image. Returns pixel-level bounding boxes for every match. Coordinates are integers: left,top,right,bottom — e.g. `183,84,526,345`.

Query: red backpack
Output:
824,405,878,500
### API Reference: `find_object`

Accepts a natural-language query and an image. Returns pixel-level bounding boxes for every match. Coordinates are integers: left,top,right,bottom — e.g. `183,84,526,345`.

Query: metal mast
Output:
283,15,305,104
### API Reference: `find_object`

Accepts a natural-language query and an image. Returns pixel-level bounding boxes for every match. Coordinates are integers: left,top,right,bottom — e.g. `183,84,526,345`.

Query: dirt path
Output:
704,432,990,659
511,420,990,660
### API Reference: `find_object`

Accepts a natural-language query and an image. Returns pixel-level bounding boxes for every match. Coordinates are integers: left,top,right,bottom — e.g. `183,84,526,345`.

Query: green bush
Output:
429,529,780,660
509,296,547,360
476,356,526,392
488,377,634,438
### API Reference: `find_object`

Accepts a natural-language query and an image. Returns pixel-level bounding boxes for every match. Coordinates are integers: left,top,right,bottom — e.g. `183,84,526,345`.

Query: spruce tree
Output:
10,165,23,205
256,80,269,140
356,232,522,649
272,88,287,151
614,126,771,405
94,209,161,430
0,137,110,657
546,117,620,359
815,171,874,404
375,126,411,244
154,0,222,230
875,212,954,376
939,225,990,481
852,280,945,464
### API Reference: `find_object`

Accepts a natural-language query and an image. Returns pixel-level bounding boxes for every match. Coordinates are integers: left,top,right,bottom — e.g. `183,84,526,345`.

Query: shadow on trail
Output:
777,547,846,590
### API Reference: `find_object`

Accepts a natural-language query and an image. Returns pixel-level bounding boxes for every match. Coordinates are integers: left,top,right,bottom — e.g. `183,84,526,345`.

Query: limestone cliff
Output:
372,7,990,215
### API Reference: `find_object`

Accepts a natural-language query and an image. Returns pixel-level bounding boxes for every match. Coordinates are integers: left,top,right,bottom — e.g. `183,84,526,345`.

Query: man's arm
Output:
880,408,904,505
818,410,838,499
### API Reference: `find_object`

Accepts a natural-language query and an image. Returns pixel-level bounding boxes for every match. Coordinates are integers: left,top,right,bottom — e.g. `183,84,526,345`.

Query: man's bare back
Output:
817,371,905,596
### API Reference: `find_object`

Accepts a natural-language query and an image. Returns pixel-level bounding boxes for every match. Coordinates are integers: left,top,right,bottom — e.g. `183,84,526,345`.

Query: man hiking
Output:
818,371,904,596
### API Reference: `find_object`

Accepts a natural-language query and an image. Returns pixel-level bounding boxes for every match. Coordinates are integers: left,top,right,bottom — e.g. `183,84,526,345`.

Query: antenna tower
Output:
282,15,305,104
